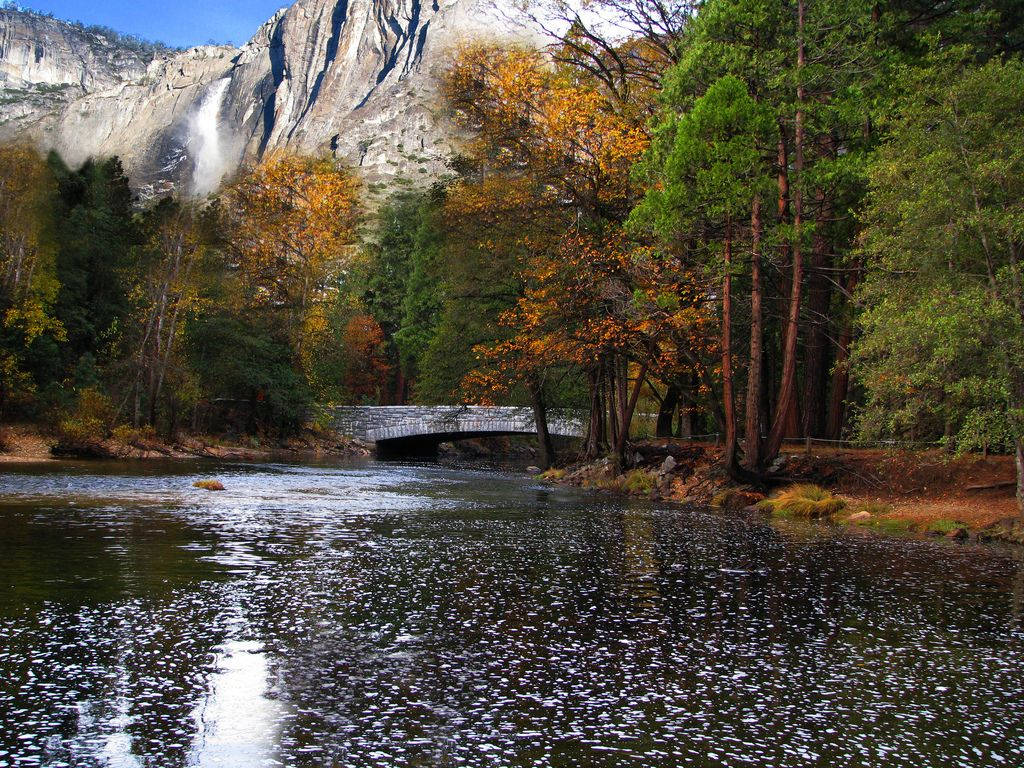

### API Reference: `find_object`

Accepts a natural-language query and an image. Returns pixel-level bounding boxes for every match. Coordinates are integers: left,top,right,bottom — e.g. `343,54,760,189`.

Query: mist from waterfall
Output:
189,79,231,197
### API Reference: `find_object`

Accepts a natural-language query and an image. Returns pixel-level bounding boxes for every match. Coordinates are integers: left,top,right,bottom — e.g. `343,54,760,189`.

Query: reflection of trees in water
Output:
620,504,660,607
1013,548,1024,632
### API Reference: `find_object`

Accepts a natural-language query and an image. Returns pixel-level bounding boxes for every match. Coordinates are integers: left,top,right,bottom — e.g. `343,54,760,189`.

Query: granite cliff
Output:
0,1,536,197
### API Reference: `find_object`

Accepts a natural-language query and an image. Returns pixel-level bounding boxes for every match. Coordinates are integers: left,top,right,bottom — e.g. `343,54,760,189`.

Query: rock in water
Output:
0,1,540,198
193,479,226,491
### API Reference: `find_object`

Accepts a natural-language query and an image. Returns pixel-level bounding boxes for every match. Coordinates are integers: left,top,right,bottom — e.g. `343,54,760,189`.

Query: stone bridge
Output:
331,406,586,457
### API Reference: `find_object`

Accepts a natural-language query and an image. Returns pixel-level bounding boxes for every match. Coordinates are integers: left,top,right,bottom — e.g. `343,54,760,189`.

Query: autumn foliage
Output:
222,153,361,336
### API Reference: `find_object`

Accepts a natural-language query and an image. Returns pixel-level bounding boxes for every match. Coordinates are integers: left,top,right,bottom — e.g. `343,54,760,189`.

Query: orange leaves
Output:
444,43,649,221
221,152,360,340
443,175,537,222
444,43,712,401
341,313,391,401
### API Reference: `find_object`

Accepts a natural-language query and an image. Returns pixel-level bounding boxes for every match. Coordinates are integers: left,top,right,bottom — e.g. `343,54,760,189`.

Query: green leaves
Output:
630,74,775,243
855,55,1024,451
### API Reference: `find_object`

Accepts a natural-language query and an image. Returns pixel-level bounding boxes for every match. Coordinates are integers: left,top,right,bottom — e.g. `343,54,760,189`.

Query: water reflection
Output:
0,460,1021,766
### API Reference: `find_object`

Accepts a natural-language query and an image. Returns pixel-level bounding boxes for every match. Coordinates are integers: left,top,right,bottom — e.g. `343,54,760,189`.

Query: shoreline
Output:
539,440,1024,547
6,424,1022,546
0,422,372,465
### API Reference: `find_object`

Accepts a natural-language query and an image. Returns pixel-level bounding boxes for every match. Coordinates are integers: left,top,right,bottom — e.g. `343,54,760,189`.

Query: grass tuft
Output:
623,469,657,496
758,484,846,519
926,519,965,535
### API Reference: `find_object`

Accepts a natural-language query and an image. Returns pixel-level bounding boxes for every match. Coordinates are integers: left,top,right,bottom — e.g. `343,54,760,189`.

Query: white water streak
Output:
190,79,231,197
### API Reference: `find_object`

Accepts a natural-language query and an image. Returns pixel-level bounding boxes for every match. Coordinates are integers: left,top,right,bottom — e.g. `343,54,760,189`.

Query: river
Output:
0,458,1021,767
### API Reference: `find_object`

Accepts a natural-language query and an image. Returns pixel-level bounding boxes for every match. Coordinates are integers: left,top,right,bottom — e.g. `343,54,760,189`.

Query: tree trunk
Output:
722,228,738,472
393,368,408,406
765,0,806,465
776,128,791,263
656,383,681,438
678,407,692,438
529,378,554,470
1016,438,1024,520
801,188,833,439
585,367,603,459
743,195,764,471
827,322,853,441
613,361,649,473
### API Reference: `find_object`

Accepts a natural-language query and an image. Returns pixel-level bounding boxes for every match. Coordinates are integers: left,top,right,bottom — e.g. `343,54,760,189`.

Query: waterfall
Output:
189,79,231,197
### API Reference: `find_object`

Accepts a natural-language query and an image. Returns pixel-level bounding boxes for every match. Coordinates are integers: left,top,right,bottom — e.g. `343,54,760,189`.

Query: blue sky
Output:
18,1,289,47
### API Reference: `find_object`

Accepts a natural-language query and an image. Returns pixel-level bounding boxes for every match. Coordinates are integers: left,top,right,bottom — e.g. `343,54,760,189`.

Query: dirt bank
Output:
543,440,1024,545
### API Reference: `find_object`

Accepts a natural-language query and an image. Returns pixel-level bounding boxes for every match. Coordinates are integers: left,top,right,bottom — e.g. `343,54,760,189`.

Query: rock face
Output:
0,1,536,198
0,10,149,138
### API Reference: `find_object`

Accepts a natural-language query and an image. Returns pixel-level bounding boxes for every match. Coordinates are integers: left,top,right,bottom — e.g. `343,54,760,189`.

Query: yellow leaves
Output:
4,299,65,343
221,152,361,335
0,144,63,346
444,43,649,217
445,175,538,221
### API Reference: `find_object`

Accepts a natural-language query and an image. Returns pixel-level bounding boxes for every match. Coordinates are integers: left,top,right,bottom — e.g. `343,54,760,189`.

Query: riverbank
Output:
0,422,372,463
542,440,1024,545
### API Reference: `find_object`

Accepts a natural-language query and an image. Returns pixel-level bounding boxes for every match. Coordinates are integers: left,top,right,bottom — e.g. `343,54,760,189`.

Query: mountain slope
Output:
0,1,537,197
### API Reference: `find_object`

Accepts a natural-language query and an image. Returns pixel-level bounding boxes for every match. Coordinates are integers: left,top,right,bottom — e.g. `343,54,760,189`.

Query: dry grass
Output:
0,424,54,462
759,484,846,520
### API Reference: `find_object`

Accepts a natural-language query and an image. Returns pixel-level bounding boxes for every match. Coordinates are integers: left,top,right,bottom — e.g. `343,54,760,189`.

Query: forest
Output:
1,0,1023,504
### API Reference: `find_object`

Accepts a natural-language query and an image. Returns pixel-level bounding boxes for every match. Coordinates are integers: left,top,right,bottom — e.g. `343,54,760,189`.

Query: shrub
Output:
758,484,846,519
55,388,115,451
111,424,157,445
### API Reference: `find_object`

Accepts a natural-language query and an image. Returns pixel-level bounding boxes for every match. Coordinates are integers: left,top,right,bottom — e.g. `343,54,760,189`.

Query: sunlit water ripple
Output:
0,459,1022,767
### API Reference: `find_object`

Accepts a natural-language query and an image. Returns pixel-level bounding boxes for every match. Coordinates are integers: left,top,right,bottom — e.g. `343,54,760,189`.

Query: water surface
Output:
0,459,1022,767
